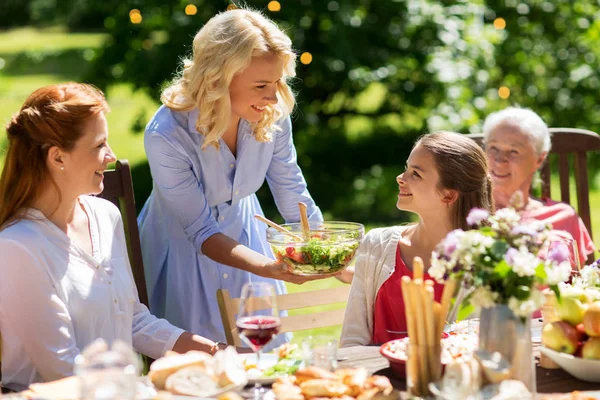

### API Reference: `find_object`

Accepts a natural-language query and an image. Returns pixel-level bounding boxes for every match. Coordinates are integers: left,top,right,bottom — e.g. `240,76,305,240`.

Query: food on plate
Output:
148,347,246,397
149,351,214,390
278,343,301,359
335,368,369,396
542,392,599,400
295,366,339,383
581,337,600,360
382,330,479,365
165,366,219,396
544,276,600,361
267,222,364,275
272,366,394,400
542,321,584,355
299,378,350,397
555,295,589,326
242,343,303,378
582,301,600,337
217,393,245,400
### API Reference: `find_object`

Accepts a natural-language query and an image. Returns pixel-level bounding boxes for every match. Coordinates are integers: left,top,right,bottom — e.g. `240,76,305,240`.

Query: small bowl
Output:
540,346,600,383
380,331,479,379
380,339,410,377
267,221,364,276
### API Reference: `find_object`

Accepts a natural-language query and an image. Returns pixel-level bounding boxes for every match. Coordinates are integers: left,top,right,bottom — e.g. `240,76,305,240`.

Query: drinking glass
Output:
301,336,338,371
548,235,581,275
236,282,280,399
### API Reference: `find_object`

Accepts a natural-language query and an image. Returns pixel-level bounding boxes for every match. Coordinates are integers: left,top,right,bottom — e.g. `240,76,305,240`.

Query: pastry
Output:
299,378,350,397
295,366,339,383
272,383,305,400
335,367,368,396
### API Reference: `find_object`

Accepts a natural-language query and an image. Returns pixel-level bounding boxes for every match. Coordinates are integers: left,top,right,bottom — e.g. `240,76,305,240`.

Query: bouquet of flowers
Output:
429,205,572,319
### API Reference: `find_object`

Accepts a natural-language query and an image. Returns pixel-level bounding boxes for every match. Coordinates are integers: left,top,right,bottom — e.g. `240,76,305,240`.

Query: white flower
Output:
493,207,521,223
545,260,571,285
470,286,497,309
578,265,600,287
509,190,525,209
428,255,447,282
505,246,540,277
508,290,543,318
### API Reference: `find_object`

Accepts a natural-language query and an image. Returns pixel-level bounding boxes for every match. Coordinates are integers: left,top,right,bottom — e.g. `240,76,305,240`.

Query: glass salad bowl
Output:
266,221,364,276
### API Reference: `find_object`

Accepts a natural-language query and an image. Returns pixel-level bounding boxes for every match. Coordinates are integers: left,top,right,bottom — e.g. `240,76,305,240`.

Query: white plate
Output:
239,353,304,385
540,346,600,383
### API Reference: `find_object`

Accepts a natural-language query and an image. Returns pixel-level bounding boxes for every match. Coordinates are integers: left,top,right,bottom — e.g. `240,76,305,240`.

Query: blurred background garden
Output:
1,0,600,342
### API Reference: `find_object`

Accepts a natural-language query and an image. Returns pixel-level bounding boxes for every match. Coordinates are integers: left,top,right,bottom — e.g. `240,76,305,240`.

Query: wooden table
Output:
337,345,600,396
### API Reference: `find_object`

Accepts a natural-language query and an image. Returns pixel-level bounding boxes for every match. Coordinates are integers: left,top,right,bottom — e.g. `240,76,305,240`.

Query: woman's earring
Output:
60,166,65,171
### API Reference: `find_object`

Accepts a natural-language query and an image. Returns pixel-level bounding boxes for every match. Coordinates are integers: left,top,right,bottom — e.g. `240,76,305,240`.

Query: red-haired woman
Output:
0,83,223,392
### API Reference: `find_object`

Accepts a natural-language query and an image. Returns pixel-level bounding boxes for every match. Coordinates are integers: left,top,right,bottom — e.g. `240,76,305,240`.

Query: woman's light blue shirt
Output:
138,106,322,345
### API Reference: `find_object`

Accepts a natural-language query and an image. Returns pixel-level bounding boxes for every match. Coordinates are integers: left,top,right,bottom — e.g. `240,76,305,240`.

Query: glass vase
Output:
478,304,536,393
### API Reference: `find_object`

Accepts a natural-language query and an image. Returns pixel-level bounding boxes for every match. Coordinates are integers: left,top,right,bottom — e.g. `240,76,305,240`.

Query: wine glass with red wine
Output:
236,282,281,399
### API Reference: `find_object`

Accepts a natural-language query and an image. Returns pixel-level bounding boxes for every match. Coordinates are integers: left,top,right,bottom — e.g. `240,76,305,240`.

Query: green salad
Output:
271,235,360,274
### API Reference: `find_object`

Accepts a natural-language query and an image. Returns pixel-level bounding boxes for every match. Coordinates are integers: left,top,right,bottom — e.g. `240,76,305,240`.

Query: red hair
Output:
0,82,109,228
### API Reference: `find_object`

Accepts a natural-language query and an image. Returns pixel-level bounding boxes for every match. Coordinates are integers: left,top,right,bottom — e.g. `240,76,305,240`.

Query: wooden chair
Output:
466,128,600,264
98,159,149,307
217,285,351,346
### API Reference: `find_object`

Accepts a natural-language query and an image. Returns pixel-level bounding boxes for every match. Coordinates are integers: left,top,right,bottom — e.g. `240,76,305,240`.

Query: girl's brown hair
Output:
0,82,109,228
417,131,494,230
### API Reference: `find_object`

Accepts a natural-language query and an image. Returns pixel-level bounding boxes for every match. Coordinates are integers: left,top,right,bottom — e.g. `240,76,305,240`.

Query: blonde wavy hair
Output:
161,8,297,149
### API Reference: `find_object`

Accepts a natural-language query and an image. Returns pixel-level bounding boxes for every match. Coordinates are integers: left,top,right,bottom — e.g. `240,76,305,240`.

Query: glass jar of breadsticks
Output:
401,257,457,398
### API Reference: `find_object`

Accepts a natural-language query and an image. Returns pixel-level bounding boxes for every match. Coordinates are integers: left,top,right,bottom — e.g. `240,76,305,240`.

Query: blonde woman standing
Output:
138,8,323,346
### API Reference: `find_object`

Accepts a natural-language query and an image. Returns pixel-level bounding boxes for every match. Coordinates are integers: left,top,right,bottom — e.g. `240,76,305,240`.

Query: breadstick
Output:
423,284,441,382
438,278,457,338
413,256,424,280
411,279,430,394
400,276,420,394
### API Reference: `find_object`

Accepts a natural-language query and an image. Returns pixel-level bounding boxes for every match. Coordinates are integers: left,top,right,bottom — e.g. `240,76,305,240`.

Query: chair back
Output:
98,160,149,307
467,128,600,264
217,285,351,346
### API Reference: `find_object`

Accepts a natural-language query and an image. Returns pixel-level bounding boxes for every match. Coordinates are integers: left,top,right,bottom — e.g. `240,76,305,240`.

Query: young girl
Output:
340,132,494,346
137,8,323,345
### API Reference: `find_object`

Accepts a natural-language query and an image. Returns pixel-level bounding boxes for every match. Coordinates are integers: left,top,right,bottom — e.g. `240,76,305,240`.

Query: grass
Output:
0,26,106,53
0,28,155,169
1,26,600,348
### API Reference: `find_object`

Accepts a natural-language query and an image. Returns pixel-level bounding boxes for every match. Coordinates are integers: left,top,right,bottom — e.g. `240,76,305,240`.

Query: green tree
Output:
86,0,600,222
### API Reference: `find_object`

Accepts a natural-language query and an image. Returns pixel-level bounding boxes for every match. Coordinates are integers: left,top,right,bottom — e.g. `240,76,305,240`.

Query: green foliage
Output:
4,0,600,224
83,0,500,223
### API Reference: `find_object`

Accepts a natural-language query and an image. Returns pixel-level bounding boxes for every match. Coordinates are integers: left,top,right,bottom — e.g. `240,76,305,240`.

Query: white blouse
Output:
0,196,183,391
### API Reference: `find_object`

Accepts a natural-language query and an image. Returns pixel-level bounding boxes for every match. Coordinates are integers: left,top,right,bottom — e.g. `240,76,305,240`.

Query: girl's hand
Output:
334,266,354,284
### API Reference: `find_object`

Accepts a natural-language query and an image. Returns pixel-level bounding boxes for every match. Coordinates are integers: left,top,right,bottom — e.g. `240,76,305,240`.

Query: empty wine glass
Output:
236,282,280,399
547,235,581,276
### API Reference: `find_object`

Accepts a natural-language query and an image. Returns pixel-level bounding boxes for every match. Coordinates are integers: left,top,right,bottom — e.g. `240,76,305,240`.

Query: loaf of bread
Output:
164,366,219,397
148,351,214,390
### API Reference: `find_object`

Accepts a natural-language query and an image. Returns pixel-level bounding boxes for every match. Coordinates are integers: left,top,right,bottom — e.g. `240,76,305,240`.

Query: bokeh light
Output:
129,9,142,24
185,4,197,16
498,86,510,99
493,18,506,30
300,52,313,65
268,1,281,12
